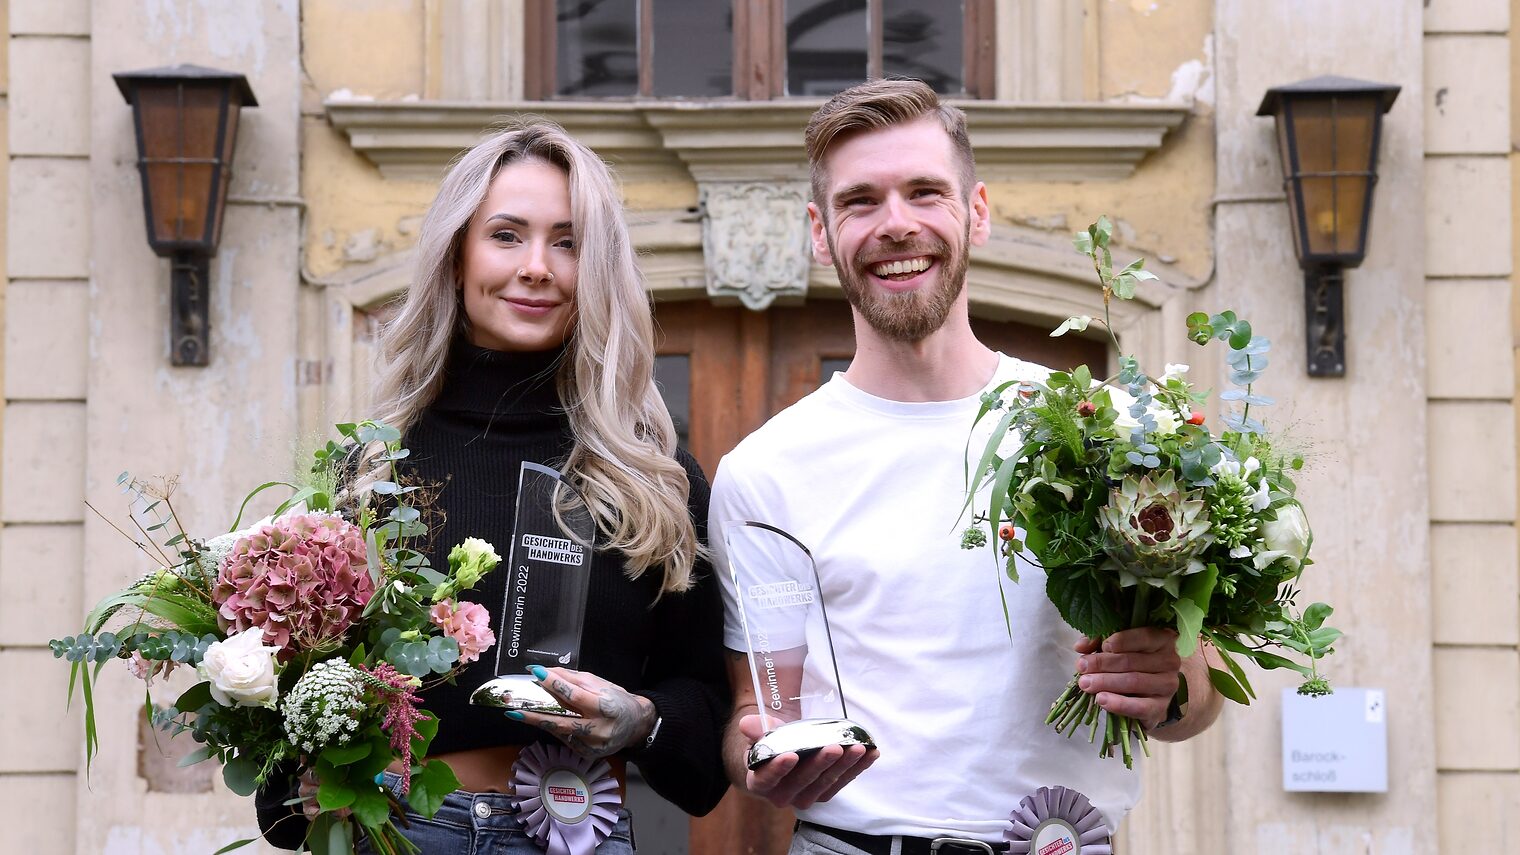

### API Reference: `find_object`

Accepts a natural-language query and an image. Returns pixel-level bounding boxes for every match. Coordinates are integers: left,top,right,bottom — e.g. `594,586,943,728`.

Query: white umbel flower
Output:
281,659,366,754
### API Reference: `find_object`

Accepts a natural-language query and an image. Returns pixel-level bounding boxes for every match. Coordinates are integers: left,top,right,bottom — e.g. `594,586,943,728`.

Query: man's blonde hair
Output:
803,78,977,217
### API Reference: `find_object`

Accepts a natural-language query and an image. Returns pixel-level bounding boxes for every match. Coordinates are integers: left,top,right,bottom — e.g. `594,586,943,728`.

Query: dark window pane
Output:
883,0,963,94
820,357,852,385
654,354,691,452
556,0,638,97
786,0,868,96
653,0,733,97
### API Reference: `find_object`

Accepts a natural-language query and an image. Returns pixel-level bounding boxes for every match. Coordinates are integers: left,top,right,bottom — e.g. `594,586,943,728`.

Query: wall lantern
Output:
114,64,258,367
1257,75,1399,378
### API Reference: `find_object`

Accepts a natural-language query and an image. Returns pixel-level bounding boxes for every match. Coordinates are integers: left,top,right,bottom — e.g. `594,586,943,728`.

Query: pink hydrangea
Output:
429,599,496,664
212,512,373,650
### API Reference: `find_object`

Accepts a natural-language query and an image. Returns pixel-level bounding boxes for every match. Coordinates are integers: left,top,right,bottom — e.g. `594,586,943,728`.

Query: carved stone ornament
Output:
700,181,811,310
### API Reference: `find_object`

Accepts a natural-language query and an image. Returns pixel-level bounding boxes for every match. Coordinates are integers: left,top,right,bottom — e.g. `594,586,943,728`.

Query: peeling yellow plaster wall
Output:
302,0,427,100
976,0,1220,280
302,118,438,278
1097,0,1214,102
986,112,1214,281
300,0,433,277
621,180,700,212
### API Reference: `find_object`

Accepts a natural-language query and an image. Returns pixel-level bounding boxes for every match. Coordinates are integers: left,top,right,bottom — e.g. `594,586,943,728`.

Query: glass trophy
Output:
470,462,596,716
723,520,875,769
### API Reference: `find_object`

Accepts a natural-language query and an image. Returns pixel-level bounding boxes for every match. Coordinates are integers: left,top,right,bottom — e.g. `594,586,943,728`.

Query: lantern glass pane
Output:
1275,108,1306,262
136,84,225,251
1285,95,1379,261
209,101,239,249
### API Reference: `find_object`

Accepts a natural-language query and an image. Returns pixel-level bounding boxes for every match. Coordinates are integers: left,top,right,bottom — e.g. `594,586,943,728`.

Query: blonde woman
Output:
257,121,730,852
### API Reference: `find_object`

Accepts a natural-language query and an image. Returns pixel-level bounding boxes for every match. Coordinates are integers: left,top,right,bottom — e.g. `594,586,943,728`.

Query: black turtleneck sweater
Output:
258,339,730,847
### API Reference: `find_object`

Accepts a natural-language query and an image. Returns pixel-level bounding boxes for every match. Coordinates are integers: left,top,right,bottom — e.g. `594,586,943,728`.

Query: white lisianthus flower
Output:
1251,477,1272,512
1254,503,1313,571
1161,363,1191,384
198,627,282,709
1211,455,1261,481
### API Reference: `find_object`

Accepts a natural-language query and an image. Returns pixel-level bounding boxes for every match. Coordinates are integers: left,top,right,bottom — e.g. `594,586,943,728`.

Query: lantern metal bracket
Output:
171,254,211,366
1305,266,1345,378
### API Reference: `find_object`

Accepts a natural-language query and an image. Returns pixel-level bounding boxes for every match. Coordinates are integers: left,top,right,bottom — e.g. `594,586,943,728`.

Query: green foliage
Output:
406,760,462,819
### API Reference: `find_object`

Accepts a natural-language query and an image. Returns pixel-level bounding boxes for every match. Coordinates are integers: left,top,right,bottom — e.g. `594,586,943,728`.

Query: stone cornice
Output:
324,98,1189,183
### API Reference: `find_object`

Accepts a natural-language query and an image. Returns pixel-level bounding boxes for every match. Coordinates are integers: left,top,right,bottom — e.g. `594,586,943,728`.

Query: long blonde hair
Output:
369,119,699,593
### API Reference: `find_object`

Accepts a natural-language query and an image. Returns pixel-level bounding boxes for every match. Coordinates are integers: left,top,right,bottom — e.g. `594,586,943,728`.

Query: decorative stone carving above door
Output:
699,181,811,310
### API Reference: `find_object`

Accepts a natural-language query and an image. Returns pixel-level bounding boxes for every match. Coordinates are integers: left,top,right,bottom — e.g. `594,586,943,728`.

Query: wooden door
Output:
647,298,1106,855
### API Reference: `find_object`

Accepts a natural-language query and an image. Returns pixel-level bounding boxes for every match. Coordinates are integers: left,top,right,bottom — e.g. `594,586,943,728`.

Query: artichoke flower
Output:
1100,471,1213,595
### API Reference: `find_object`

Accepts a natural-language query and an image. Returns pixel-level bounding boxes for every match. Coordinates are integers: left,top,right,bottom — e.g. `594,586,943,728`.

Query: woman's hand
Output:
506,665,657,759
296,770,354,820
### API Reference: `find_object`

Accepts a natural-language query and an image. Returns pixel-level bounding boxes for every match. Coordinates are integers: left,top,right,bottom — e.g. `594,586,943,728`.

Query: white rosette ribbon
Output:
1004,786,1112,855
510,743,622,855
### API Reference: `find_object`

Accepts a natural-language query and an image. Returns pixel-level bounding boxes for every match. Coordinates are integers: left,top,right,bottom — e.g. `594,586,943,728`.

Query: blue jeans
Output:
358,772,637,854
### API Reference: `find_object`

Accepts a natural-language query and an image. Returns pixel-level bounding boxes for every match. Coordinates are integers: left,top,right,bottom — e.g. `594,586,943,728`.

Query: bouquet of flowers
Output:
960,217,1340,768
50,421,500,854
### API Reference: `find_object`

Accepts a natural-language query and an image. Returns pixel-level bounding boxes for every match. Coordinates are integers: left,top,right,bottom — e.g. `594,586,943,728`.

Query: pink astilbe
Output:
361,662,428,795
429,599,496,664
212,512,373,650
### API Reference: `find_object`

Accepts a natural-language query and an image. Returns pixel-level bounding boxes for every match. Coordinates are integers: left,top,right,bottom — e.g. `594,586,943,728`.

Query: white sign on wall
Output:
1281,687,1388,793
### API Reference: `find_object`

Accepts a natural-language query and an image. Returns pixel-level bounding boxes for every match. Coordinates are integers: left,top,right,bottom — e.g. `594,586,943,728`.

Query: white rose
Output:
198,627,282,709
1255,503,1312,571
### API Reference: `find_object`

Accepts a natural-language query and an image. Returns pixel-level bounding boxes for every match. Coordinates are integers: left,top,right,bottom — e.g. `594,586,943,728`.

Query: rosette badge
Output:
723,521,875,768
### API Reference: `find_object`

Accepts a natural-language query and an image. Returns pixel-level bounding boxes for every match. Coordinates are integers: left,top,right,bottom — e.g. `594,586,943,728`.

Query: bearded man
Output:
709,79,1224,855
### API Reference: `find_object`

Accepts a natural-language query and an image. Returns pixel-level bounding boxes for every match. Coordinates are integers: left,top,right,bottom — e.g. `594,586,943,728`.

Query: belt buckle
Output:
929,839,995,855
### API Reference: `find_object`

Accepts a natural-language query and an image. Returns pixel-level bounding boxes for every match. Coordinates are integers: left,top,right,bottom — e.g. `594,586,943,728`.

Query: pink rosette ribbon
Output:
1004,786,1112,855
510,742,622,855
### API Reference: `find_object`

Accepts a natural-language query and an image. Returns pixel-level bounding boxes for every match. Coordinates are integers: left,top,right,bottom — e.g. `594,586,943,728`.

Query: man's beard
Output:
832,229,970,343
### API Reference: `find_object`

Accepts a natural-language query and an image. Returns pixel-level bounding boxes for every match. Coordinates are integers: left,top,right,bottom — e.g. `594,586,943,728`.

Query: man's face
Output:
809,116,990,343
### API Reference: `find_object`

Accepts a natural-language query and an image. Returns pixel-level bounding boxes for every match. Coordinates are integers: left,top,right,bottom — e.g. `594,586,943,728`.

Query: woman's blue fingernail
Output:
528,665,548,680
373,773,386,785
505,710,526,720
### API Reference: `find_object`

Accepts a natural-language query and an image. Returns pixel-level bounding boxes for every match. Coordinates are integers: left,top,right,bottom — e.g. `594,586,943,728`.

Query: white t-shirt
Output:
710,354,1140,841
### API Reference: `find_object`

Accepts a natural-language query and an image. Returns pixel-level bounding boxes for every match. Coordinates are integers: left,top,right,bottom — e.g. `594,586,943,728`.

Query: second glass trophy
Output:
470,462,596,715
724,520,875,768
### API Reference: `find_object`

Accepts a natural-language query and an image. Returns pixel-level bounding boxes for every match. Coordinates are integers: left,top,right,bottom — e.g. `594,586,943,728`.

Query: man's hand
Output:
1074,628,1183,730
737,714,877,809
507,666,657,759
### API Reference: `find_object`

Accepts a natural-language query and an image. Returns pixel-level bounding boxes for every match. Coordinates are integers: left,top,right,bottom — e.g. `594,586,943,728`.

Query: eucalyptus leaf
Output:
222,756,260,797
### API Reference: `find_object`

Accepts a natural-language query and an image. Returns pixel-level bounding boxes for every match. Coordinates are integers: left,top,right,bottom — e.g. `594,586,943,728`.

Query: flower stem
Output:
1131,585,1151,628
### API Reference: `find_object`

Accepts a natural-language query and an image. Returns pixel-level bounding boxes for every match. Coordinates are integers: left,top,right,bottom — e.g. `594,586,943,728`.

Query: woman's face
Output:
459,157,578,352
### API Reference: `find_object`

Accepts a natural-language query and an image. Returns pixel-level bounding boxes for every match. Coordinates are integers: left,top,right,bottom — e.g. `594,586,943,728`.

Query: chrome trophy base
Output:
469,674,579,717
747,718,875,770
